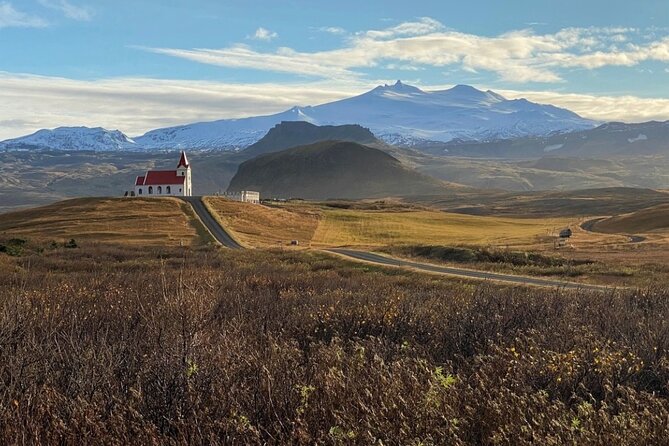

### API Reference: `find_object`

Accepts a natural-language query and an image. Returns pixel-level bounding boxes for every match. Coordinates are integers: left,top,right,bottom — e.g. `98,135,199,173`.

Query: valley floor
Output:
203,197,669,288
2,195,669,287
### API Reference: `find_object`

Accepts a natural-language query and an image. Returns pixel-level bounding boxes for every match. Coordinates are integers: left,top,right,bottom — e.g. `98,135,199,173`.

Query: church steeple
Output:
177,151,189,169
175,151,192,196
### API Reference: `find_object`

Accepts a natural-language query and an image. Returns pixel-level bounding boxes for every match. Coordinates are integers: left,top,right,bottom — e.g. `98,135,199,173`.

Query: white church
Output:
134,151,193,197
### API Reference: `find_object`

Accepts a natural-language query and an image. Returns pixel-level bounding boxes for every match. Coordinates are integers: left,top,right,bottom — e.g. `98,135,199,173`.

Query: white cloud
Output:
0,72,361,140
319,26,346,35
142,44,358,79
38,0,92,21
0,2,47,28
0,72,668,141
142,20,669,84
363,17,443,39
250,27,277,41
499,88,669,123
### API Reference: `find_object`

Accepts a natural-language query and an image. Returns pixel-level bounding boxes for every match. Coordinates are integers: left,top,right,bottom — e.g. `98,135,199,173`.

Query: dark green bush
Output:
392,244,594,268
0,238,27,257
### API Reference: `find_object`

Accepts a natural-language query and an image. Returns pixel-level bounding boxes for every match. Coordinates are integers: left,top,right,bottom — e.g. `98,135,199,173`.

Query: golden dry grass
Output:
203,197,320,248
203,200,592,250
0,197,203,246
310,208,572,249
595,204,669,235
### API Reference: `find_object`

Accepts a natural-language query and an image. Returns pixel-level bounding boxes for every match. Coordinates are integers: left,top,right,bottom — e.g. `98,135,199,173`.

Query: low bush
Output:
0,238,27,257
389,244,594,268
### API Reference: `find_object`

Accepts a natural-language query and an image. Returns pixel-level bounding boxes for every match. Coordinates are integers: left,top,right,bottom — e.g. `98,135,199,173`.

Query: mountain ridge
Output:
1,82,597,152
0,126,139,151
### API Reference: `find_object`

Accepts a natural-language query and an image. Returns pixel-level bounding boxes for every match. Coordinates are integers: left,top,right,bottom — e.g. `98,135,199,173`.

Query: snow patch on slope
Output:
627,133,648,143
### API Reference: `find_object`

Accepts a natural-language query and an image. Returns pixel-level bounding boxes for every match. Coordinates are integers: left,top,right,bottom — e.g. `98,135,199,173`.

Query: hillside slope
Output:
594,203,669,234
0,197,204,245
227,141,452,199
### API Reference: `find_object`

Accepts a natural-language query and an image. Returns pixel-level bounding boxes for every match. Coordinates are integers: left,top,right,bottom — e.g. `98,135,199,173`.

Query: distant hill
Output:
241,121,378,159
421,120,669,158
593,203,669,234
417,187,669,217
227,140,452,199
548,121,669,157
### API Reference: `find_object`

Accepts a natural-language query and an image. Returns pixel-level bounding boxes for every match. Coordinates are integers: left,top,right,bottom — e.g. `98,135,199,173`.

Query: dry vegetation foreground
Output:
1,241,669,444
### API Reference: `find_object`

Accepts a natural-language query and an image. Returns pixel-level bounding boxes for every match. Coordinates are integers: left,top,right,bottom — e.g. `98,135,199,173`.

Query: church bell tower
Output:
176,151,192,196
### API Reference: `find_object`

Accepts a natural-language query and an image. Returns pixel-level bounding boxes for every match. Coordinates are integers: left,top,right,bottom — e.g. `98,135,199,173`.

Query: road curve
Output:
581,218,646,244
327,248,616,292
181,197,243,249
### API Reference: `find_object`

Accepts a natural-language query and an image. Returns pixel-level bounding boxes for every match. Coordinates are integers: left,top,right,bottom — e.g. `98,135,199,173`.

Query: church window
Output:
166,186,171,194
158,186,162,194
148,186,153,194
138,188,142,195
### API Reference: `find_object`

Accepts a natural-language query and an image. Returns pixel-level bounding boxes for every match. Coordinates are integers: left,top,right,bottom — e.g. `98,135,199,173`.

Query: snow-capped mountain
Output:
135,107,314,151
0,127,139,151
134,81,597,150
0,82,598,152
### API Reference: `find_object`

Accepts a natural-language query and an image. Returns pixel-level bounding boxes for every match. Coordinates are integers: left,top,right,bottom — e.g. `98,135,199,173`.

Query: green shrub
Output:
0,238,27,257
392,244,594,268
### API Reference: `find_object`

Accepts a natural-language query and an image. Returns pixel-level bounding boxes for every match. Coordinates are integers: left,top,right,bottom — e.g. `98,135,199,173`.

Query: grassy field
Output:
3,196,668,287
0,197,209,246
203,197,320,248
203,199,573,250
1,241,669,443
310,207,570,249
200,198,669,286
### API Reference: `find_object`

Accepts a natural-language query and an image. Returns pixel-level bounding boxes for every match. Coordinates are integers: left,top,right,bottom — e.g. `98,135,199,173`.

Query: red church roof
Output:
136,170,186,186
177,151,189,168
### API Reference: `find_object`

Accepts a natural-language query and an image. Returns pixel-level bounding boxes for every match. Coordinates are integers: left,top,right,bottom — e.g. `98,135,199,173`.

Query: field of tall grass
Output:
1,238,668,444
203,199,572,250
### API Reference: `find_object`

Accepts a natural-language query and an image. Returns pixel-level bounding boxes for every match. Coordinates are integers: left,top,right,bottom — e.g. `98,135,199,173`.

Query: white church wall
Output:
135,184,187,197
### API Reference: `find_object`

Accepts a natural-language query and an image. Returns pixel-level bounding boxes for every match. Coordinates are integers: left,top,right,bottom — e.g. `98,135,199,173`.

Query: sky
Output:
0,0,668,139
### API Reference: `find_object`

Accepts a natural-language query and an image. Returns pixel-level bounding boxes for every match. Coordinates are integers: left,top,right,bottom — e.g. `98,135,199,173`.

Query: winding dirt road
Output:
580,218,646,243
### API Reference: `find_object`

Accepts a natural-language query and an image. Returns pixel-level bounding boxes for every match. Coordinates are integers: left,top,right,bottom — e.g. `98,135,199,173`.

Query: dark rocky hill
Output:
228,140,451,199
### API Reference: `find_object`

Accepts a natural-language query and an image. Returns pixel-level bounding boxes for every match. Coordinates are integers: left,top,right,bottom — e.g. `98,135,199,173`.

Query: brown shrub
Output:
0,243,667,444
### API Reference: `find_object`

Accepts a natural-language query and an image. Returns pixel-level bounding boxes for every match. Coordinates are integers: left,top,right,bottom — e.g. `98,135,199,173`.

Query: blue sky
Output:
0,0,668,138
